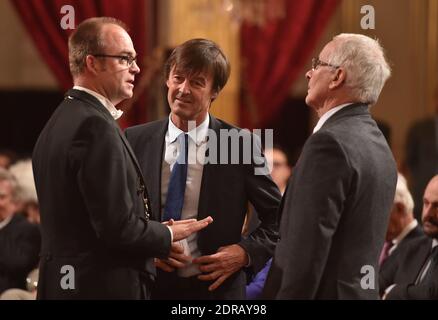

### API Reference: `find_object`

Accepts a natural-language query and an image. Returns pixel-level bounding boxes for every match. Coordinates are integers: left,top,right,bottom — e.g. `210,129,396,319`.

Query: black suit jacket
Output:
263,103,397,299
0,214,40,294
380,235,438,299
379,224,424,278
32,89,171,299
125,115,281,298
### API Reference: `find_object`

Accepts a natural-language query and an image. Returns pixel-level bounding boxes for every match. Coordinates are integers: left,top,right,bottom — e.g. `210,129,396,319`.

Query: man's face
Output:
386,203,404,241
305,42,336,110
94,24,140,105
0,180,17,221
166,66,216,124
265,149,291,191
422,177,438,239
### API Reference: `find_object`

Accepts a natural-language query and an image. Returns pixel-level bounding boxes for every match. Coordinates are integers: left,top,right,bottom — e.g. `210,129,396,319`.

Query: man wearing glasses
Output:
32,17,212,299
263,33,397,299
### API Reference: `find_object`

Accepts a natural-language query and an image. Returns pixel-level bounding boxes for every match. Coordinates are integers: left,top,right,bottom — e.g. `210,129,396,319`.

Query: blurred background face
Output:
265,148,291,193
422,177,438,239
0,180,18,221
385,202,405,241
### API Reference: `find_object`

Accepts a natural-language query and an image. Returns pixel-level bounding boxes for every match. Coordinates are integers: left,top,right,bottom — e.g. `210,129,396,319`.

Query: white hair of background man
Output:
328,33,391,105
9,159,38,204
394,172,414,214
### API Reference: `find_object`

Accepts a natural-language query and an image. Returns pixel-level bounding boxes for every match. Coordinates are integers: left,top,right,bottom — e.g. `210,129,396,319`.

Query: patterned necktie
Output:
379,241,394,266
163,133,188,221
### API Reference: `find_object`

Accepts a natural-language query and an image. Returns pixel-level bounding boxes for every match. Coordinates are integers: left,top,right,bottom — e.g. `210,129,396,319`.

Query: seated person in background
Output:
0,168,40,295
380,175,438,299
379,173,424,270
9,159,40,224
246,146,292,299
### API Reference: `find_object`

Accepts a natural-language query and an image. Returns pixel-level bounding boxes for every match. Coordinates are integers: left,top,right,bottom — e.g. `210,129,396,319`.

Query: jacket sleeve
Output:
238,133,281,273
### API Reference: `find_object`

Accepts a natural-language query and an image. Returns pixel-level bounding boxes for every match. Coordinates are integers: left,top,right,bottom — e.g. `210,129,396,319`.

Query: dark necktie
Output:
379,241,394,266
417,245,438,284
163,133,188,221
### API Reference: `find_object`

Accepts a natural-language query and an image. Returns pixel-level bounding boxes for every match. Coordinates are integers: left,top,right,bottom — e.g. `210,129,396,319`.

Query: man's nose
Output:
179,80,191,94
305,69,312,80
130,60,140,74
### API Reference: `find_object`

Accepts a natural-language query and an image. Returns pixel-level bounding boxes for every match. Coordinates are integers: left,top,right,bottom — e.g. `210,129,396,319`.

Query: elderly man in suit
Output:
125,38,281,299
0,168,40,295
263,33,397,299
378,173,424,270
32,17,212,300
380,175,438,299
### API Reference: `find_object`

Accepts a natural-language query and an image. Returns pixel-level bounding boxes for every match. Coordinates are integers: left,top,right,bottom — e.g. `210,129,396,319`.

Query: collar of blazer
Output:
65,89,149,212
320,102,370,130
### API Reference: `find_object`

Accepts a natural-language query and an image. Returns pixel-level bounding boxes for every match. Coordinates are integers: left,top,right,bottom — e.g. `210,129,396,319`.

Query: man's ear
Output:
85,55,99,75
211,92,218,101
329,68,345,89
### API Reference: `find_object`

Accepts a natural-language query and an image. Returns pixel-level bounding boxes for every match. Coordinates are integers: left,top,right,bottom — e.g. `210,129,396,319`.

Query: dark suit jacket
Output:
405,117,438,221
0,214,40,294
32,89,171,299
125,115,281,298
380,235,438,299
379,224,424,278
263,103,397,299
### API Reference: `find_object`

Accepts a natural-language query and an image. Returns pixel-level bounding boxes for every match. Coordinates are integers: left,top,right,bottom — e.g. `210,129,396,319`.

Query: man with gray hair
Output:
263,33,397,299
378,173,424,269
0,168,40,295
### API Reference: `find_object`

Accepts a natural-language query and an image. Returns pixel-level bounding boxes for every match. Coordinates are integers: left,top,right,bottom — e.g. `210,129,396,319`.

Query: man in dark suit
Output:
263,33,397,299
380,175,438,299
0,169,40,295
32,17,212,300
125,39,281,299
379,173,424,271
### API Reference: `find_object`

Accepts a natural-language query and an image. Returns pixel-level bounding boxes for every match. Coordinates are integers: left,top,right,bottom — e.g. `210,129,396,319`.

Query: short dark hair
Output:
164,38,230,93
68,17,128,77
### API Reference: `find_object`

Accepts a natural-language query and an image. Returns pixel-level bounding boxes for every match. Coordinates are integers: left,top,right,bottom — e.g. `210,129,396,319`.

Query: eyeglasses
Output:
311,57,339,71
92,54,137,67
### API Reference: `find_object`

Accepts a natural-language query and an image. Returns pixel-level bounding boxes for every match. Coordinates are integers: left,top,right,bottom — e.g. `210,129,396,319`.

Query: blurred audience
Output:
379,173,424,271
9,159,40,224
0,149,18,169
246,146,292,299
405,95,438,222
380,175,438,299
0,168,40,296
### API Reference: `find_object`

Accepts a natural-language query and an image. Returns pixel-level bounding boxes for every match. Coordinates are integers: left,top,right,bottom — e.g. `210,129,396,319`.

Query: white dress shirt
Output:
161,115,209,277
0,215,13,230
313,103,354,134
73,86,123,120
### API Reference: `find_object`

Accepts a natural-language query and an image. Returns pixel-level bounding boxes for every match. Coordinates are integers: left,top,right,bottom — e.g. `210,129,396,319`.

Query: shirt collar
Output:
73,86,123,120
0,214,13,230
167,114,210,146
313,103,354,134
433,239,438,249
393,219,418,245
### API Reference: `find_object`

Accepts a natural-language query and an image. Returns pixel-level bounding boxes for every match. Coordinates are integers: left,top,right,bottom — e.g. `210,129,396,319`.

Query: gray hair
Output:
0,168,21,203
9,159,38,204
327,33,391,105
394,173,414,215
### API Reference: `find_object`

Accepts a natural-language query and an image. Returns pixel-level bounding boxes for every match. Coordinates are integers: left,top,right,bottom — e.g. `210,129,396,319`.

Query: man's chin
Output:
423,223,438,238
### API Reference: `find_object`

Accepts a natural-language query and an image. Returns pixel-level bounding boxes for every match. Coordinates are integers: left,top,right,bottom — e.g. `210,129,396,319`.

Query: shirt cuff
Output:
166,226,173,243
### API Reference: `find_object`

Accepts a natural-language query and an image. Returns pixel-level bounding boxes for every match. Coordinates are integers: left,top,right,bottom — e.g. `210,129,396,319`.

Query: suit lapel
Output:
144,120,167,221
197,115,219,220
